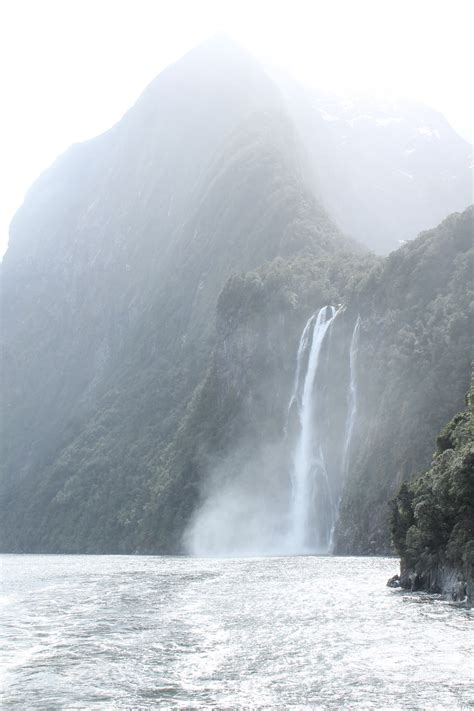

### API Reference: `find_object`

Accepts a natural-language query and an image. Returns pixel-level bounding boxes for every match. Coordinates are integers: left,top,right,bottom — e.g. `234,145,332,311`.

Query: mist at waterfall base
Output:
185,306,361,557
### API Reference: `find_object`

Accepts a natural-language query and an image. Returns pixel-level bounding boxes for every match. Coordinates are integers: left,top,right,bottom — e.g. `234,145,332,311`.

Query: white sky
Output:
1,0,473,258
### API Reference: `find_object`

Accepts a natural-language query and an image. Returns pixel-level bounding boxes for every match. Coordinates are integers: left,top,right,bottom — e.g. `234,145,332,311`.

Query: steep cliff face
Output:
390,379,474,601
1,41,353,553
1,37,472,554
2,37,281,487
334,206,474,553
172,208,472,555
147,253,375,554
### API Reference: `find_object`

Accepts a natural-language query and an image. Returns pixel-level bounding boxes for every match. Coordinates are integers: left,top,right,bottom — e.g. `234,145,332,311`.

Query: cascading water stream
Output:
342,315,361,476
286,305,340,553
189,306,362,558
329,314,361,551
286,314,315,421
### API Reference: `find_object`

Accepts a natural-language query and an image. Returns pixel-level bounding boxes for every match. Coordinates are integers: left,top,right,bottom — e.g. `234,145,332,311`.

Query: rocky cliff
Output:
390,376,474,602
335,207,474,553
172,208,473,555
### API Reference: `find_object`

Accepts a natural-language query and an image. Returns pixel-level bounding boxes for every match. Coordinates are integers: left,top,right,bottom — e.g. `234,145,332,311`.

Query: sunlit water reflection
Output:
1,555,472,708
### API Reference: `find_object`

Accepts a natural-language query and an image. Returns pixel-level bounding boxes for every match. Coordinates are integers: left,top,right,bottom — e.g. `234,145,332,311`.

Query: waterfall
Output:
188,306,362,558
287,314,316,420
328,315,361,552
341,316,361,477
286,305,340,553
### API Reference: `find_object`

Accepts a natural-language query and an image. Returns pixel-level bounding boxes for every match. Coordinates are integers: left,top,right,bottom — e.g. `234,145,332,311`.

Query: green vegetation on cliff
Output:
1,45,357,553
1,37,472,555
390,377,474,594
144,208,473,555
334,206,474,554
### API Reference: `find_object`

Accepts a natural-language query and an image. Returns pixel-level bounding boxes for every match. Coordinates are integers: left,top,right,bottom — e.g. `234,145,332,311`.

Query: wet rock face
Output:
392,565,472,605
386,574,401,588
453,580,467,601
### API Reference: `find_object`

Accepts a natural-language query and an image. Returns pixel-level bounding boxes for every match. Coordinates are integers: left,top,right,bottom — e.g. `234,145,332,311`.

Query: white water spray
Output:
188,307,361,558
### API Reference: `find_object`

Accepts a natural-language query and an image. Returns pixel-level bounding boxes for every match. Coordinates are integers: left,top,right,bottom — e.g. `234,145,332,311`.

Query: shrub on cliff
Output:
390,379,474,588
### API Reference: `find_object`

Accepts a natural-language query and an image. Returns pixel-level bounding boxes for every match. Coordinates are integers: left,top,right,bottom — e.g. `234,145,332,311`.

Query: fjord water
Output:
1,555,473,709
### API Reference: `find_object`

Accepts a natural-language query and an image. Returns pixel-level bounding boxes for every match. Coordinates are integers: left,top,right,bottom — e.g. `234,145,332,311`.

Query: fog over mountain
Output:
1,37,472,563
277,76,472,253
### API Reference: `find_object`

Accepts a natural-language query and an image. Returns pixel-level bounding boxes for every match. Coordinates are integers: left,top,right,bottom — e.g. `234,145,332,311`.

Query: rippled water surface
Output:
1,555,473,708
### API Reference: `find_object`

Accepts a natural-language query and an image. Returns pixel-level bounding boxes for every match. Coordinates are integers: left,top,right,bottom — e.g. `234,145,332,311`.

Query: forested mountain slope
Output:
335,206,474,552
166,208,473,555
1,37,472,554
1,39,353,553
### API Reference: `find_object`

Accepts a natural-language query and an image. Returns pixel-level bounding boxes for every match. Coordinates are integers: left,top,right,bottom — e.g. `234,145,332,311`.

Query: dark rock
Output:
452,580,467,601
386,574,401,588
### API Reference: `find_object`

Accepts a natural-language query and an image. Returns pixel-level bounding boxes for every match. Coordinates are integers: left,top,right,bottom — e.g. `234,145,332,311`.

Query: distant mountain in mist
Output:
276,78,472,253
1,36,472,556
